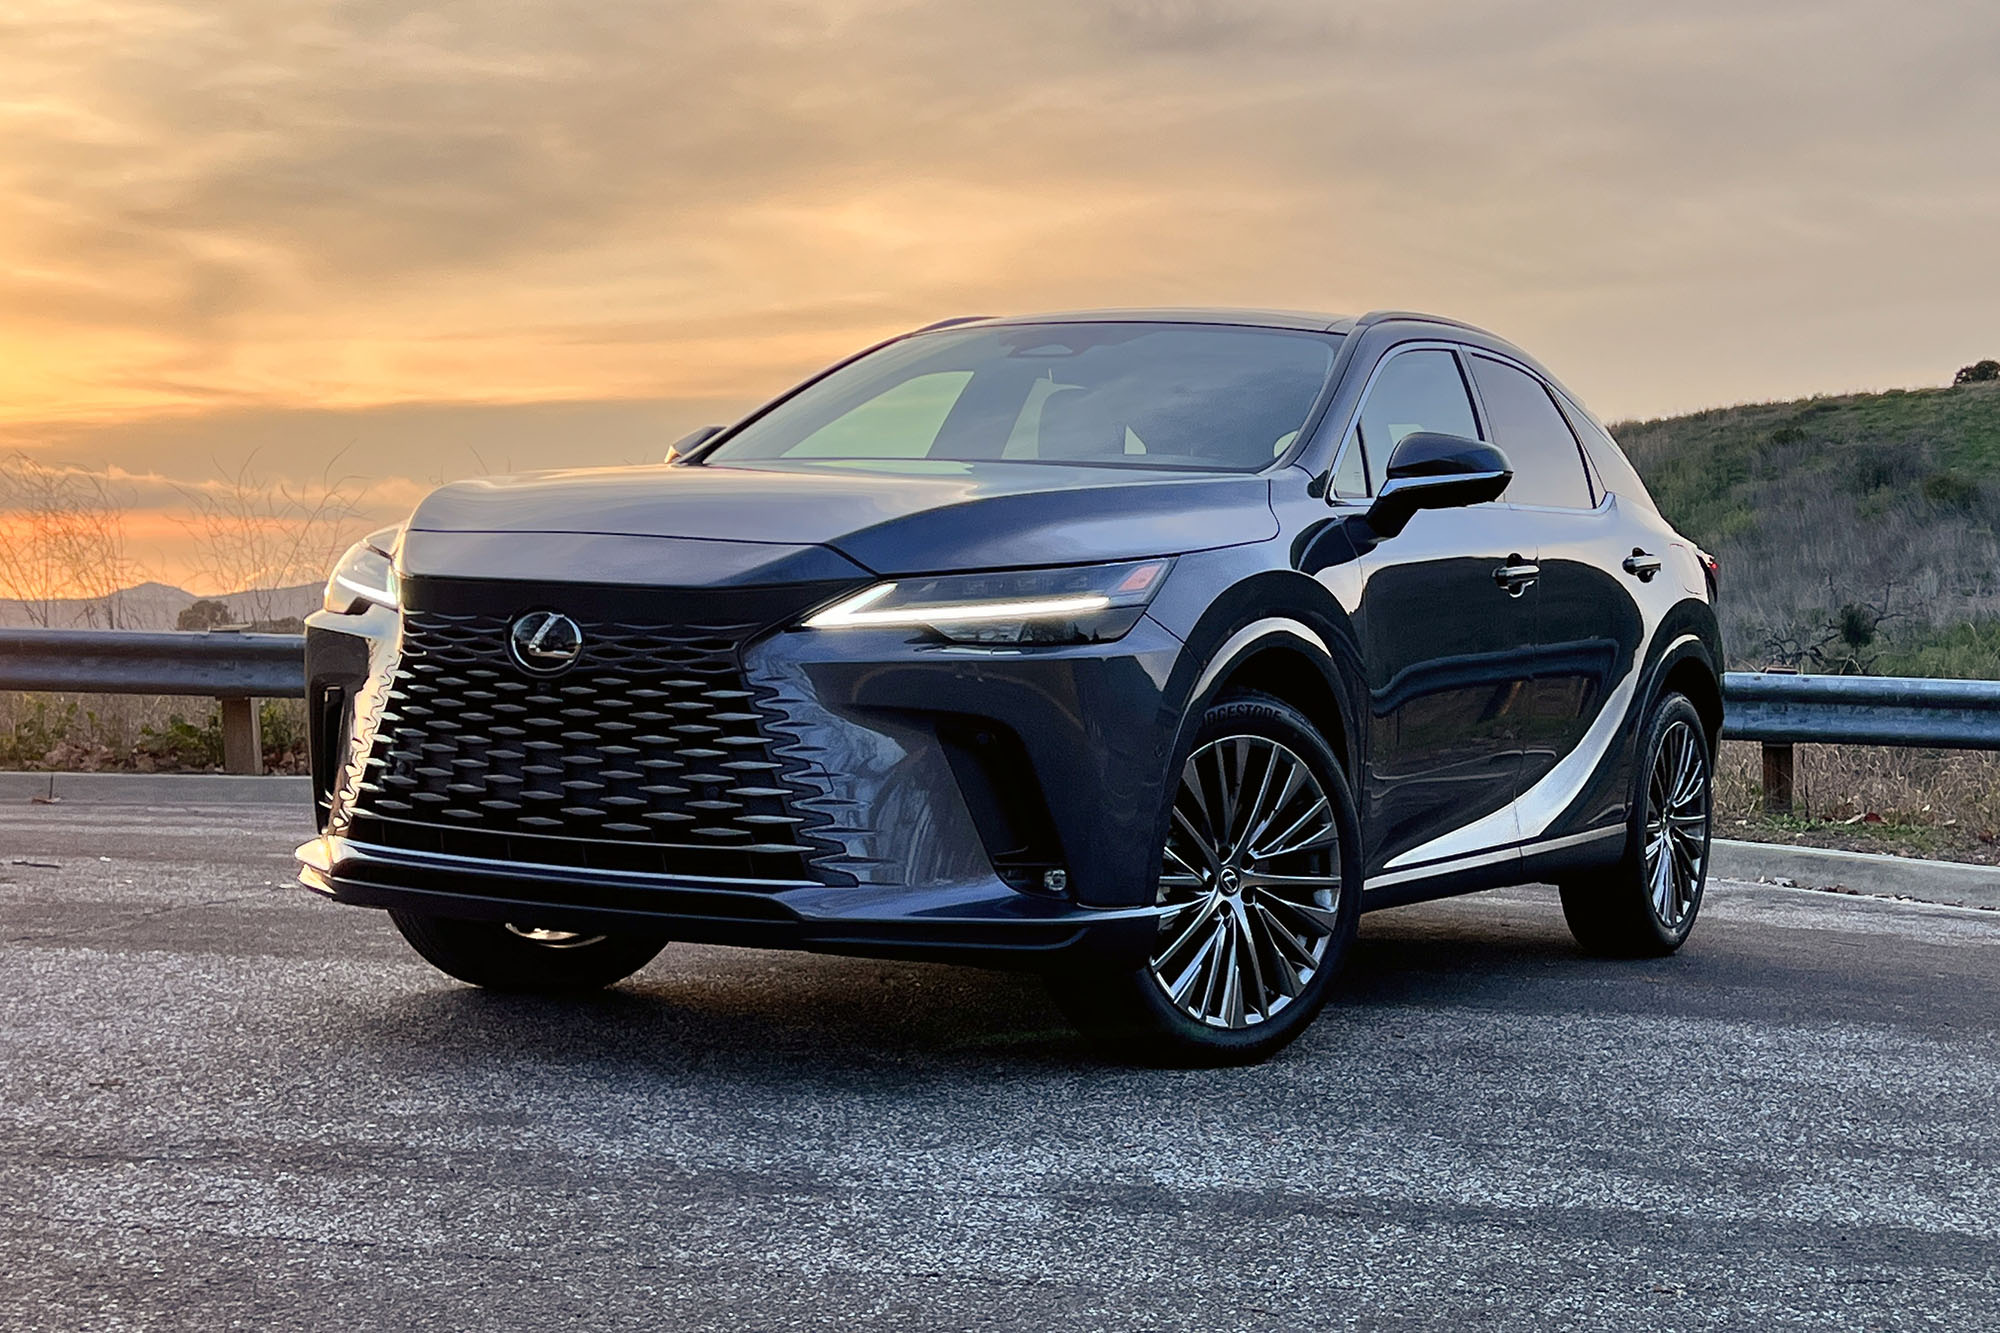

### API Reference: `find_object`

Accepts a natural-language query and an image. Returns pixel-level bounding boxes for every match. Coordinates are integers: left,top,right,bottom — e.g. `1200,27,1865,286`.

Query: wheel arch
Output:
1209,642,1353,782
1642,602,1725,748
1662,654,1723,746
1176,590,1365,785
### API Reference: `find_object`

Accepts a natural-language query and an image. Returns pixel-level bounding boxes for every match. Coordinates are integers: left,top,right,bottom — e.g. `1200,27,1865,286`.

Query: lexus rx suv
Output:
299,309,1723,1063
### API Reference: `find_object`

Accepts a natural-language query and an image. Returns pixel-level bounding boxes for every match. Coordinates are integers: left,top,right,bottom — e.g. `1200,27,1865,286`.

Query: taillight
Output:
1697,548,1720,596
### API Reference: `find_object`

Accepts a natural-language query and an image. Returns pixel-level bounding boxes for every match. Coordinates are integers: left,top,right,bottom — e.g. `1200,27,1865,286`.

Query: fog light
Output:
1042,869,1068,893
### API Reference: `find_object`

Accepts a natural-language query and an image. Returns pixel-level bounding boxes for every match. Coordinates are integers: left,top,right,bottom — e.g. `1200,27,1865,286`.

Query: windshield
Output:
702,322,1342,473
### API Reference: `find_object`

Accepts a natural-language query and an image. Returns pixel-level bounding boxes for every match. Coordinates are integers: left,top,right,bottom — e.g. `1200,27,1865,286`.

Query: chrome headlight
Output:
802,558,1171,645
323,528,402,614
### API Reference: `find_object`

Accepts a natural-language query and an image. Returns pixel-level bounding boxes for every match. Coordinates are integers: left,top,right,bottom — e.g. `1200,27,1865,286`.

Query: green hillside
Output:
1611,378,2000,676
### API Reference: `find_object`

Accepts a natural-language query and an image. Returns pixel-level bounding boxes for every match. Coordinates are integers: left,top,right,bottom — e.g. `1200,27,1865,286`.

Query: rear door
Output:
1465,353,1645,839
1344,346,1541,879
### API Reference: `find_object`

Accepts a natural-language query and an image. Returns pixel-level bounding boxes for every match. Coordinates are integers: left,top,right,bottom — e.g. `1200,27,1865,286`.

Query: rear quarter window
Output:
1561,400,1659,514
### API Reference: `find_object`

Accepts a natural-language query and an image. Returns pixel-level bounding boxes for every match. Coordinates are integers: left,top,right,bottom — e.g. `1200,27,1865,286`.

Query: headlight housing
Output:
802,558,1171,645
323,528,402,614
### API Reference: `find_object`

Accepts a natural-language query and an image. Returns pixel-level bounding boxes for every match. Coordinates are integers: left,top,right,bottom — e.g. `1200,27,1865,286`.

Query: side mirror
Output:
1361,432,1511,540
665,425,723,464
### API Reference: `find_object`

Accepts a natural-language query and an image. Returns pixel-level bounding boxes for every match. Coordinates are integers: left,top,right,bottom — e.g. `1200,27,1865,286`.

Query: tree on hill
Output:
177,599,306,634
177,599,235,631
1956,360,2000,385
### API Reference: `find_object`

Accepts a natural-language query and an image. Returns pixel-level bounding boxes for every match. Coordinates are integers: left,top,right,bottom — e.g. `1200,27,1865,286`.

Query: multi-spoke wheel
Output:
389,911,668,991
1561,692,1714,956
1643,718,1709,930
1048,692,1360,1065
1153,735,1344,1029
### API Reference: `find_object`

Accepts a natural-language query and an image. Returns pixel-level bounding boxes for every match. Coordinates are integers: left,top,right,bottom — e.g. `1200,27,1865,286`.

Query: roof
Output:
926,308,1360,334
914,308,1525,342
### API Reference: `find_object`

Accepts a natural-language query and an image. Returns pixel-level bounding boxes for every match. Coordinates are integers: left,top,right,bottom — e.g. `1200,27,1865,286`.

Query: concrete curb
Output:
1712,837,2000,910
1,771,309,806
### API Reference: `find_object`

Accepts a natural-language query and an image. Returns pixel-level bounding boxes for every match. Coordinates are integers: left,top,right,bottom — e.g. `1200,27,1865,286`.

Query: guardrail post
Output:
1761,742,1795,815
220,697,262,775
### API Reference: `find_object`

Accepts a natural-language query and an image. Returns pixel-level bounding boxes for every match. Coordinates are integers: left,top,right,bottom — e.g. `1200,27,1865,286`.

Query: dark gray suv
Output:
299,309,1723,1063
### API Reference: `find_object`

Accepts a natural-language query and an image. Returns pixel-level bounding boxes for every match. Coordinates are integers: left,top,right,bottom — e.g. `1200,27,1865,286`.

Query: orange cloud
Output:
0,0,1996,588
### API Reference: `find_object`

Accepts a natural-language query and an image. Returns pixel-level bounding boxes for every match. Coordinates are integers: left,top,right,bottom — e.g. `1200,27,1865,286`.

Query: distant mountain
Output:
0,580,321,630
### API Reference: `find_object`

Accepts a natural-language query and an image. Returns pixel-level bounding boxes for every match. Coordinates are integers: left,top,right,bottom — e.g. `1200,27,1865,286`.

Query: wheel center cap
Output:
1219,867,1243,896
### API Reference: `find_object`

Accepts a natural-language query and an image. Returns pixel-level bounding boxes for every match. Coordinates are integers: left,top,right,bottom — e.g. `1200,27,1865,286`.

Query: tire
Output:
1049,691,1362,1066
1560,692,1713,957
389,911,669,992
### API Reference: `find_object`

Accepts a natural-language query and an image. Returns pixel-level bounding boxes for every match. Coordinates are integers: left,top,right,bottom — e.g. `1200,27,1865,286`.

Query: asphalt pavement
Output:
3,802,1996,1331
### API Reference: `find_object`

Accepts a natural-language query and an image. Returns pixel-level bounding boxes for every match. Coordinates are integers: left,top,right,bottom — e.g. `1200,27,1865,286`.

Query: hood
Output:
406,459,1278,574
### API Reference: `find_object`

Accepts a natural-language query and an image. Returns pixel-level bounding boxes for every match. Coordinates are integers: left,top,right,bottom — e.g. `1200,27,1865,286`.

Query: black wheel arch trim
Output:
1167,569,1367,784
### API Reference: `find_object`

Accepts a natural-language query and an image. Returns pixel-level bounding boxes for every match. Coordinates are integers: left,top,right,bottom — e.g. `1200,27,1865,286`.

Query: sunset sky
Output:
3,0,1997,592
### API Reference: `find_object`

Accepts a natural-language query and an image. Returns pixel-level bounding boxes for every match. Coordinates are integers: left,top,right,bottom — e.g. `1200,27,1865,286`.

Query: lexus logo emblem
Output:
508,611,585,674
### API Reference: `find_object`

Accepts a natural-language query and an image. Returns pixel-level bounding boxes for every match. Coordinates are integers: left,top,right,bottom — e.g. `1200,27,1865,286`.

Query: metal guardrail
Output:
0,628,305,699
1719,669,2000,813
5,631,2000,793
1721,671,2000,748
0,628,306,775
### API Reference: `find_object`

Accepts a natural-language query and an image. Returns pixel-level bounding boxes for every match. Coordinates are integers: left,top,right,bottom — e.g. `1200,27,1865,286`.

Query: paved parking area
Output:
3,802,1996,1330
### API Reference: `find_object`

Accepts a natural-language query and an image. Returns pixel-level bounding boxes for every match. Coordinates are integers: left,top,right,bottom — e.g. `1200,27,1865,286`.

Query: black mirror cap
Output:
1359,432,1512,542
1382,431,1511,483
665,425,724,464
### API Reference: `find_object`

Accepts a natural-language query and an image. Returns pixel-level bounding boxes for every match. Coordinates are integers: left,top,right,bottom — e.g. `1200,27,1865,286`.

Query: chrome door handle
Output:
1493,558,1540,596
1623,549,1662,582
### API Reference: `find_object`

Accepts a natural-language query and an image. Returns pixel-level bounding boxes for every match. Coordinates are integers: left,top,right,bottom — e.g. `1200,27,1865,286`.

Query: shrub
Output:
0,697,80,767
137,711,225,770
260,699,310,772
1875,618,2000,679
1954,359,1999,385
1850,451,1924,494
1922,469,1981,509
3,693,309,773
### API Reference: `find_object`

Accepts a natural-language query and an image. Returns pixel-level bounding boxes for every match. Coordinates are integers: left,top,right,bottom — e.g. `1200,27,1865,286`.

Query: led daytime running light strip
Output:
334,571,398,609
805,582,1112,628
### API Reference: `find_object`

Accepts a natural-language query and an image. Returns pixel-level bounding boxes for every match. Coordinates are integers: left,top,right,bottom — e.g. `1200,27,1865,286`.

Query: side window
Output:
1559,398,1658,513
1346,348,1481,495
1468,356,1595,510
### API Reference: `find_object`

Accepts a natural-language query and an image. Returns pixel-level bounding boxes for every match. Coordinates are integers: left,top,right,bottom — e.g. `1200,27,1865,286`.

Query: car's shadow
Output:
335,896,1632,1084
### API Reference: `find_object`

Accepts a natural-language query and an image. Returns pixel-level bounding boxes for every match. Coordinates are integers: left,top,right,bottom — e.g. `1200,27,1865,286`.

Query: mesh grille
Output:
347,611,829,882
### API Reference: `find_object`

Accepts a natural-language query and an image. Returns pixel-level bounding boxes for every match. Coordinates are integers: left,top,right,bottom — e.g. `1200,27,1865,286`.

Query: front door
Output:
1355,508,1540,877
1339,346,1538,879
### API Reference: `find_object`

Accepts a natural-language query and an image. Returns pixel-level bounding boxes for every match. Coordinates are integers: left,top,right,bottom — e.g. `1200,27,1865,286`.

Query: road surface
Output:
3,802,1996,1330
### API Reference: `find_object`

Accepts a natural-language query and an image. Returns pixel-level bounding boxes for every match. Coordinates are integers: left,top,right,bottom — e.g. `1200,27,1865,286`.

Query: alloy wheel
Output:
1152,735,1344,1029
1643,719,1709,929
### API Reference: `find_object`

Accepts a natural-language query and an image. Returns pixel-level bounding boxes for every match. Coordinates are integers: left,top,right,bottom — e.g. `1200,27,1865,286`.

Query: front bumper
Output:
298,541,1195,966
297,833,1159,967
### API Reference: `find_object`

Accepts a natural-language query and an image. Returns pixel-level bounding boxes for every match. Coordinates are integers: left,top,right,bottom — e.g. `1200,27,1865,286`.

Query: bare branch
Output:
0,453,137,627
171,449,367,624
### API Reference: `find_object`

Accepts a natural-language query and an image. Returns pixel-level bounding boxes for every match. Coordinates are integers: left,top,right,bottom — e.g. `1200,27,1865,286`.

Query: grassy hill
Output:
1613,379,2000,676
